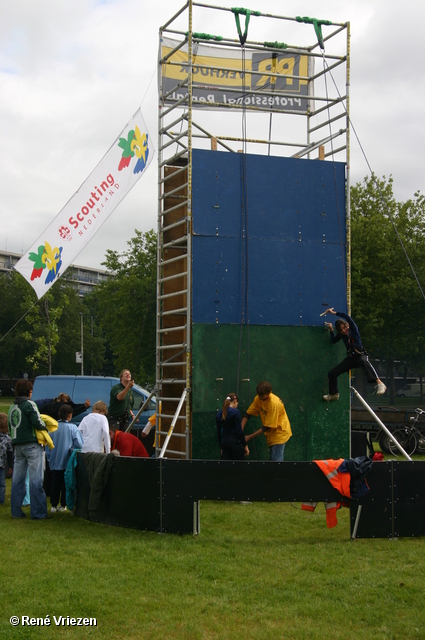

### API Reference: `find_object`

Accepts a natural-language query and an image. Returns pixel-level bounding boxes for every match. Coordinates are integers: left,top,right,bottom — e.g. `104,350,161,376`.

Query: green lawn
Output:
0,398,13,415
1,477,425,639
2,395,425,638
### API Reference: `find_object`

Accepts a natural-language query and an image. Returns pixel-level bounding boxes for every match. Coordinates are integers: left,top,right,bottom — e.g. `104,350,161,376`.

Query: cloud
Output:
1,0,424,270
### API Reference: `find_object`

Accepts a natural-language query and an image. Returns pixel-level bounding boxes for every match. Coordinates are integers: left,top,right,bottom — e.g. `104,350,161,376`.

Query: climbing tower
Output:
156,2,350,460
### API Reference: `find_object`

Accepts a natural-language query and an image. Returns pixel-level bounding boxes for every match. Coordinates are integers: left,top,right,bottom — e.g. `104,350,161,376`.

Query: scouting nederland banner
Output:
15,108,154,300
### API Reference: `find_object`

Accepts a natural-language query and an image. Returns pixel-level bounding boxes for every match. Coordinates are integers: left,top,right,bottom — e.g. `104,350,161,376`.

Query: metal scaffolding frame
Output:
156,1,350,458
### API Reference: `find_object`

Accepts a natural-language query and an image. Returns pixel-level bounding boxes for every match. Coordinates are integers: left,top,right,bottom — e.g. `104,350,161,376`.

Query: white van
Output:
396,383,422,398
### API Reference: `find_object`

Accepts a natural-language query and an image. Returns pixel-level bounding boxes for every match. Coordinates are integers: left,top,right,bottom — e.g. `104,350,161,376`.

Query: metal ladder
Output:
156,95,192,458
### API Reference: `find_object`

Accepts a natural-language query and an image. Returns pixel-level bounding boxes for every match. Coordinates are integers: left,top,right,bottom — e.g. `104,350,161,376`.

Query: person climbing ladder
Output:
322,308,387,401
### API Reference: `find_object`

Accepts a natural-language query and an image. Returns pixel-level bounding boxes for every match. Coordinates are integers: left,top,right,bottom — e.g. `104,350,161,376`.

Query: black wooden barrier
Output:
75,453,425,538
350,460,425,538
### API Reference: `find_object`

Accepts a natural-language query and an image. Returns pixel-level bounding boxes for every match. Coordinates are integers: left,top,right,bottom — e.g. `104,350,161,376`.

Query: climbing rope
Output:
236,42,250,398
320,54,425,303
296,15,332,50
319,51,348,303
231,7,261,46
267,52,277,156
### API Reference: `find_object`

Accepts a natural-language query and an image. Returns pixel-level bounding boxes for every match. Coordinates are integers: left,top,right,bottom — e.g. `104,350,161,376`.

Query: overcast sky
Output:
1,0,424,271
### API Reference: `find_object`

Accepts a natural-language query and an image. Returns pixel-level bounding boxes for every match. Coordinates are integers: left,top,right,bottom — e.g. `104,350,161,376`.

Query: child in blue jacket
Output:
46,404,83,512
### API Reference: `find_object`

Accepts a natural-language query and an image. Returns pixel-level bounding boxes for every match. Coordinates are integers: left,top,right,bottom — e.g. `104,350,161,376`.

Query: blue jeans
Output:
269,443,285,462
0,467,5,504
22,472,30,506
11,443,47,519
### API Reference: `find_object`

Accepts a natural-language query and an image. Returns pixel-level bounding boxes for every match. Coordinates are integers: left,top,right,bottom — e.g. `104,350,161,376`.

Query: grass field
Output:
0,398,13,416
2,396,425,638
2,476,425,640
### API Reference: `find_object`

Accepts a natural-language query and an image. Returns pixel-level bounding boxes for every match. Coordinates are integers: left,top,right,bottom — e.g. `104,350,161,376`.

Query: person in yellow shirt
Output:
241,381,291,461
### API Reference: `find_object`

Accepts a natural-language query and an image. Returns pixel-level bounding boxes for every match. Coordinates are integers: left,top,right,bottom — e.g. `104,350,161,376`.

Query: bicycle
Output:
384,408,425,457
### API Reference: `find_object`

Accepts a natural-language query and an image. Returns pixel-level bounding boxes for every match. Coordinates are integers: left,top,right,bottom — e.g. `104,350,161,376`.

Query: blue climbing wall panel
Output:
191,149,349,461
192,150,347,326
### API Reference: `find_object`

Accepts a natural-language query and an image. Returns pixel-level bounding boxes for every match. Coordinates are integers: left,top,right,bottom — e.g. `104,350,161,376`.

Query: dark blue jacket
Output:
216,407,246,447
330,311,364,353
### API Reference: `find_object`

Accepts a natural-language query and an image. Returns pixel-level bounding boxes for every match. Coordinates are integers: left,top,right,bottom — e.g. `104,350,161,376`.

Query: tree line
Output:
351,176,425,402
1,179,424,400
0,229,156,390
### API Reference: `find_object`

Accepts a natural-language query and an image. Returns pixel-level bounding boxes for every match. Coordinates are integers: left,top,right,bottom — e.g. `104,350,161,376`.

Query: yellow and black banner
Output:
160,37,311,112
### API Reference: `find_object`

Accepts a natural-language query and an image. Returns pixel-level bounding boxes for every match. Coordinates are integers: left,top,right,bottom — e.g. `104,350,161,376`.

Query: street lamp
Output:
76,314,96,376
75,316,84,373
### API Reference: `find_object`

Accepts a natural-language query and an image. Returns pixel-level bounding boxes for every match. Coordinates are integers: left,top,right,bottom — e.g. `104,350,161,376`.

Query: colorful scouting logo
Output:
28,241,63,284
117,125,149,173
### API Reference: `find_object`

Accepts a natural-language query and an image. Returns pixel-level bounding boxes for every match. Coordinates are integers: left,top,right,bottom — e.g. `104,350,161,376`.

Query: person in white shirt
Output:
78,401,110,454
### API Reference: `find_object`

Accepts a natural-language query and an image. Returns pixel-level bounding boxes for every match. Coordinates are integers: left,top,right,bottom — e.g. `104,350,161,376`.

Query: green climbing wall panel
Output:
192,324,350,461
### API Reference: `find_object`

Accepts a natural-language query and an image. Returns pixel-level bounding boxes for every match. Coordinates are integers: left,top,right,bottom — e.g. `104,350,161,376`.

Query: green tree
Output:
77,291,109,376
0,271,34,378
23,295,63,374
351,175,425,401
93,229,157,386
0,269,107,378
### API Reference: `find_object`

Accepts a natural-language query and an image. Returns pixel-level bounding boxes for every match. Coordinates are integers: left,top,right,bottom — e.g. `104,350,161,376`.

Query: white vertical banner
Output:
15,108,155,299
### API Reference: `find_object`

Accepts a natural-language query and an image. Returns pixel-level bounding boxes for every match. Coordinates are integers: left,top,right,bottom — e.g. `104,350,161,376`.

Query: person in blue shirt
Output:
323,308,387,401
46,404,83,512
216,393,249,460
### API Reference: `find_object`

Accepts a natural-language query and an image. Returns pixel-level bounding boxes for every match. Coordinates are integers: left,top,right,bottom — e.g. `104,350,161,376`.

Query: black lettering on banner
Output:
251,52,301,92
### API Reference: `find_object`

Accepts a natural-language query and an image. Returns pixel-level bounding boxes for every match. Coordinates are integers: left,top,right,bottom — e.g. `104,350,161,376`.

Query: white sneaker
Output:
323,393,340,402
50,506,57,513
376,382,387,395
57,506,67,512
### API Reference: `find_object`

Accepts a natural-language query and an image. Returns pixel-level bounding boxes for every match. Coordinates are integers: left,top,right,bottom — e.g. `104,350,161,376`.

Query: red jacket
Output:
112,431,149,458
